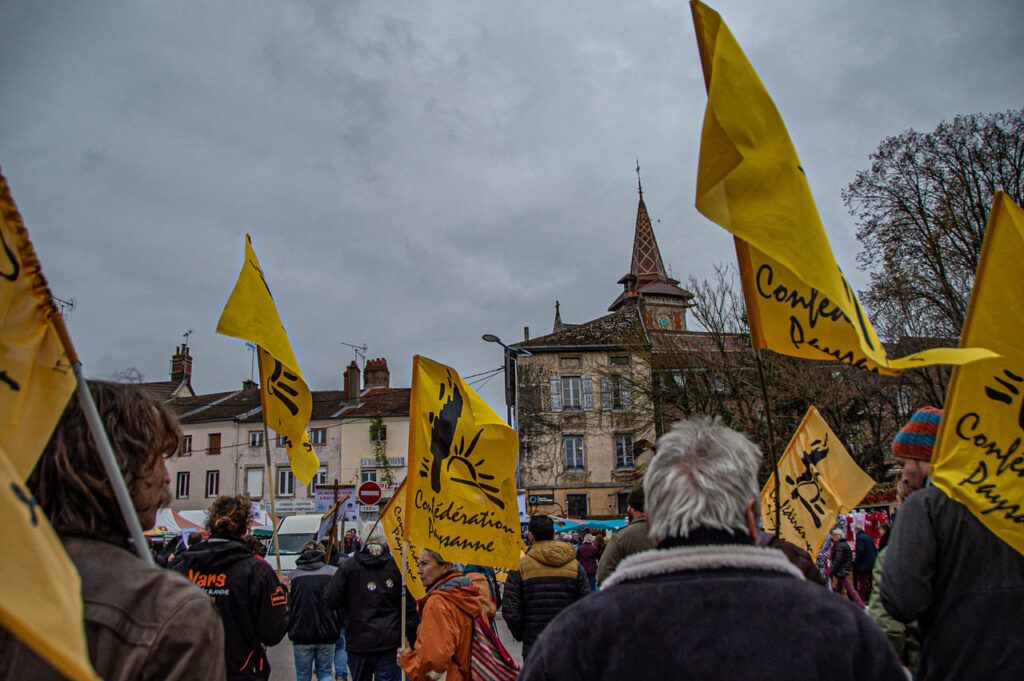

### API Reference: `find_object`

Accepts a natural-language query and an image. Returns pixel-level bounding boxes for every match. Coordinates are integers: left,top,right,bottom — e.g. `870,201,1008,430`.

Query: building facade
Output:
511,181,705,518
152,354,409,515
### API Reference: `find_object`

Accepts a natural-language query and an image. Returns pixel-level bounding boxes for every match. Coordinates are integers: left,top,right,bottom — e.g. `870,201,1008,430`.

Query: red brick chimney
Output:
343,360,361,401
170,345,192,384
364,358,390,389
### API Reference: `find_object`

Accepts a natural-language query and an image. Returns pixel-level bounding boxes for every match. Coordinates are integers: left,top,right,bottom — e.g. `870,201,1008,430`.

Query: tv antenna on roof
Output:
182,328,194,348
53,295,75,320
340,341,367,367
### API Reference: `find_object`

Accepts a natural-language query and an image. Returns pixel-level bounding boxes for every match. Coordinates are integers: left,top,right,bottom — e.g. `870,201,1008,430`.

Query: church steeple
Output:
609,166,693,319
553,300,564,333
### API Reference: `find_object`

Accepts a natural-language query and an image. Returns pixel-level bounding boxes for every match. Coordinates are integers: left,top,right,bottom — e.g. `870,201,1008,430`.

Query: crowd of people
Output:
1,380,1022,681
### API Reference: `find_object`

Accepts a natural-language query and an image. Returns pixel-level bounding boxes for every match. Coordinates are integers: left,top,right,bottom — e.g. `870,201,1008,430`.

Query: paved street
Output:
267,615,523,680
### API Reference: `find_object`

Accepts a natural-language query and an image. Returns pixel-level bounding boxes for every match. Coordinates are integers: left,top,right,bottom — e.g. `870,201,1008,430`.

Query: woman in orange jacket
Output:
398,550,483,681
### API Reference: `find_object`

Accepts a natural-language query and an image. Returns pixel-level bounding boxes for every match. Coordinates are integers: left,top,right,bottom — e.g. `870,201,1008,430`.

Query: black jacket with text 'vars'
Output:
171,534,288,681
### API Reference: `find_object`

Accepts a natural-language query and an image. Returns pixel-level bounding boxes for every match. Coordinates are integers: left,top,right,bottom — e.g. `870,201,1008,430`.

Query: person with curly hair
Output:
173,494,289,680
0,380,225,680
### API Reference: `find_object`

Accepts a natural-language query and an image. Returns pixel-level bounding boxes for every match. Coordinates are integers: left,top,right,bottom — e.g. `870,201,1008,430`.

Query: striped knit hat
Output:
891,407,943,461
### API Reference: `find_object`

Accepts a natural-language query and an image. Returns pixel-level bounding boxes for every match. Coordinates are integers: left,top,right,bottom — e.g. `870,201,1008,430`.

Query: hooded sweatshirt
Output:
286,549,341,644
400,573,483,681
500,540,589,658
171,534,288,680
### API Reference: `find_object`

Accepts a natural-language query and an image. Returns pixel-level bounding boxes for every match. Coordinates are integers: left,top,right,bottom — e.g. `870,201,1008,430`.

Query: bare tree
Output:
843,108,1024,341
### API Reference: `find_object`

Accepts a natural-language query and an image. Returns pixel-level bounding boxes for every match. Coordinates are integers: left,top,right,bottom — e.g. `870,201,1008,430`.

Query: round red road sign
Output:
356,480,383,506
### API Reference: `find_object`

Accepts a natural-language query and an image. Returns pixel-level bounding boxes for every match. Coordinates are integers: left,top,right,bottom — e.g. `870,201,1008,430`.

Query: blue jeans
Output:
347,652,400,681
587,573,597,592
294,643,334,681
334,630,348,679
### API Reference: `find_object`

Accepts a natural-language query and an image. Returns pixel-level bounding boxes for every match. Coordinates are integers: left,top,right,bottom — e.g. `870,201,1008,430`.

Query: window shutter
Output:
549,376,562,412
600,377,612,411
622,377,632,410
580,436,587,469
583,376,594,411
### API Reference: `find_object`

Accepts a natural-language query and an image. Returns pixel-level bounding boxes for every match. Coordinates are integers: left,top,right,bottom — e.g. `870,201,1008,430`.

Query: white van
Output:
270,514,324,571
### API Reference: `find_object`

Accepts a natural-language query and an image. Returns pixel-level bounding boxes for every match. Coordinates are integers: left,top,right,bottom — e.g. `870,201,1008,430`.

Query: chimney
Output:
242,379,258,391
343,360,361,401
524,326,530,341
170,345,192,384
364,358,390,389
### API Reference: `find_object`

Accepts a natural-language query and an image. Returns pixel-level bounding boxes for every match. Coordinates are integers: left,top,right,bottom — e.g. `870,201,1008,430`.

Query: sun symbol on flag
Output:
419,370,505,509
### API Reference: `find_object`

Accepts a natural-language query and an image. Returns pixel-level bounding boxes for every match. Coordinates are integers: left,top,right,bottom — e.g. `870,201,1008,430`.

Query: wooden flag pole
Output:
255,349,283,574
754,348,782,535
50,316,154,564
400,538,409,681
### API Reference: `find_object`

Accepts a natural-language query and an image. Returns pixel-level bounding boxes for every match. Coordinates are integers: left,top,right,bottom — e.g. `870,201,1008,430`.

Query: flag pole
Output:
50,317,154,563
401,538,408,681
255,348,284,574
754,349,782,535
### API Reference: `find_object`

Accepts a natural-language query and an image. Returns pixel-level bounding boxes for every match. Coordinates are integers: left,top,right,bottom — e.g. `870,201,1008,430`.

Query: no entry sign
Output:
356,480,383,506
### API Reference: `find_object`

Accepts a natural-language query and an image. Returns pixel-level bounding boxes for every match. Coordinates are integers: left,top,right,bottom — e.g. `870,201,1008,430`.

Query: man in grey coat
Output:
520,418,903,681
881,484,1024,680
596,485,655,585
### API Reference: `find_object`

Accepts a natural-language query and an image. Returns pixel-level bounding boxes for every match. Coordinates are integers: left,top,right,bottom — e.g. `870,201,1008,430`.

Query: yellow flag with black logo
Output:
931,192,1024,555
761,406,875,558
690,0,994,376
0,170,77,479
381,480,426,599
1,447,99,681
216,235,318,484
403,355,523,569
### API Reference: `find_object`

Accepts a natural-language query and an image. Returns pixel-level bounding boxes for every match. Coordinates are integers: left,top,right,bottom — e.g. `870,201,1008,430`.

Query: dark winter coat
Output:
830,537,853,577
853,530,878,574
501,540,589,659
520,538,904,681
286,549,341,645
576,541,599,575
171,534,288,681
881,485,1024,681
324,544,418,654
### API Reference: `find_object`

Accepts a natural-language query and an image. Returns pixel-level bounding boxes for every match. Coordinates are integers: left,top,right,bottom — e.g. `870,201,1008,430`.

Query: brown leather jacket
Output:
0,536,225,681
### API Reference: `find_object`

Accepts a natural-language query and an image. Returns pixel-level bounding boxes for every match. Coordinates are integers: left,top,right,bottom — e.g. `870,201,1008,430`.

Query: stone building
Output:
511,181,725,518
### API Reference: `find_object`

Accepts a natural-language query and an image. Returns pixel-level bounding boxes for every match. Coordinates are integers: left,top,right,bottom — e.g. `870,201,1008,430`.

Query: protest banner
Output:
0,169,98,680
403,355,523,569
381,481,425,599
216,235,318,485
931,192,1024,555
690,0,993,376
761,406,875,557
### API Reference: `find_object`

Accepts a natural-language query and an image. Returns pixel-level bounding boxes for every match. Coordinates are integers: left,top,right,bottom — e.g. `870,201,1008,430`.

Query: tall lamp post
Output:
482,334,532,487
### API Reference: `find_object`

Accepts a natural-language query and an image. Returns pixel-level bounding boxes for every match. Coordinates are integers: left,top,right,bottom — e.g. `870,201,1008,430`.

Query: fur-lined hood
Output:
602,543,804,588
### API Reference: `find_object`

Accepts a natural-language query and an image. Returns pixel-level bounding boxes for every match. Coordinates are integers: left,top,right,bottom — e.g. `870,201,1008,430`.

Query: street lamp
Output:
482,334,532,488
481,334,532,429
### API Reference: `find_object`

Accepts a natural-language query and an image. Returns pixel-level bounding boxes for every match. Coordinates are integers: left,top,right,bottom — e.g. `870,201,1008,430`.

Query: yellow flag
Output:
0,447,99,680
931,192,1024,555
403,355,523,569
691,1,994,376
216,235,318,484
381,480,426,599
761,406,875,557
0,170,77,479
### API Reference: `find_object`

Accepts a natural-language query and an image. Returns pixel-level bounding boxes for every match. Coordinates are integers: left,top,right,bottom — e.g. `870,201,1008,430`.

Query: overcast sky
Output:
2,0,1021,412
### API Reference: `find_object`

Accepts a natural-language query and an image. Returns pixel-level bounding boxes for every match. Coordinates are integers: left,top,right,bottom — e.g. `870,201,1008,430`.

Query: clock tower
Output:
608,171,693,332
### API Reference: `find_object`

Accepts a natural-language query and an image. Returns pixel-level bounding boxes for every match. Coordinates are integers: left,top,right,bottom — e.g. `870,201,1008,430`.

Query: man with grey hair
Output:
519,418,904,681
